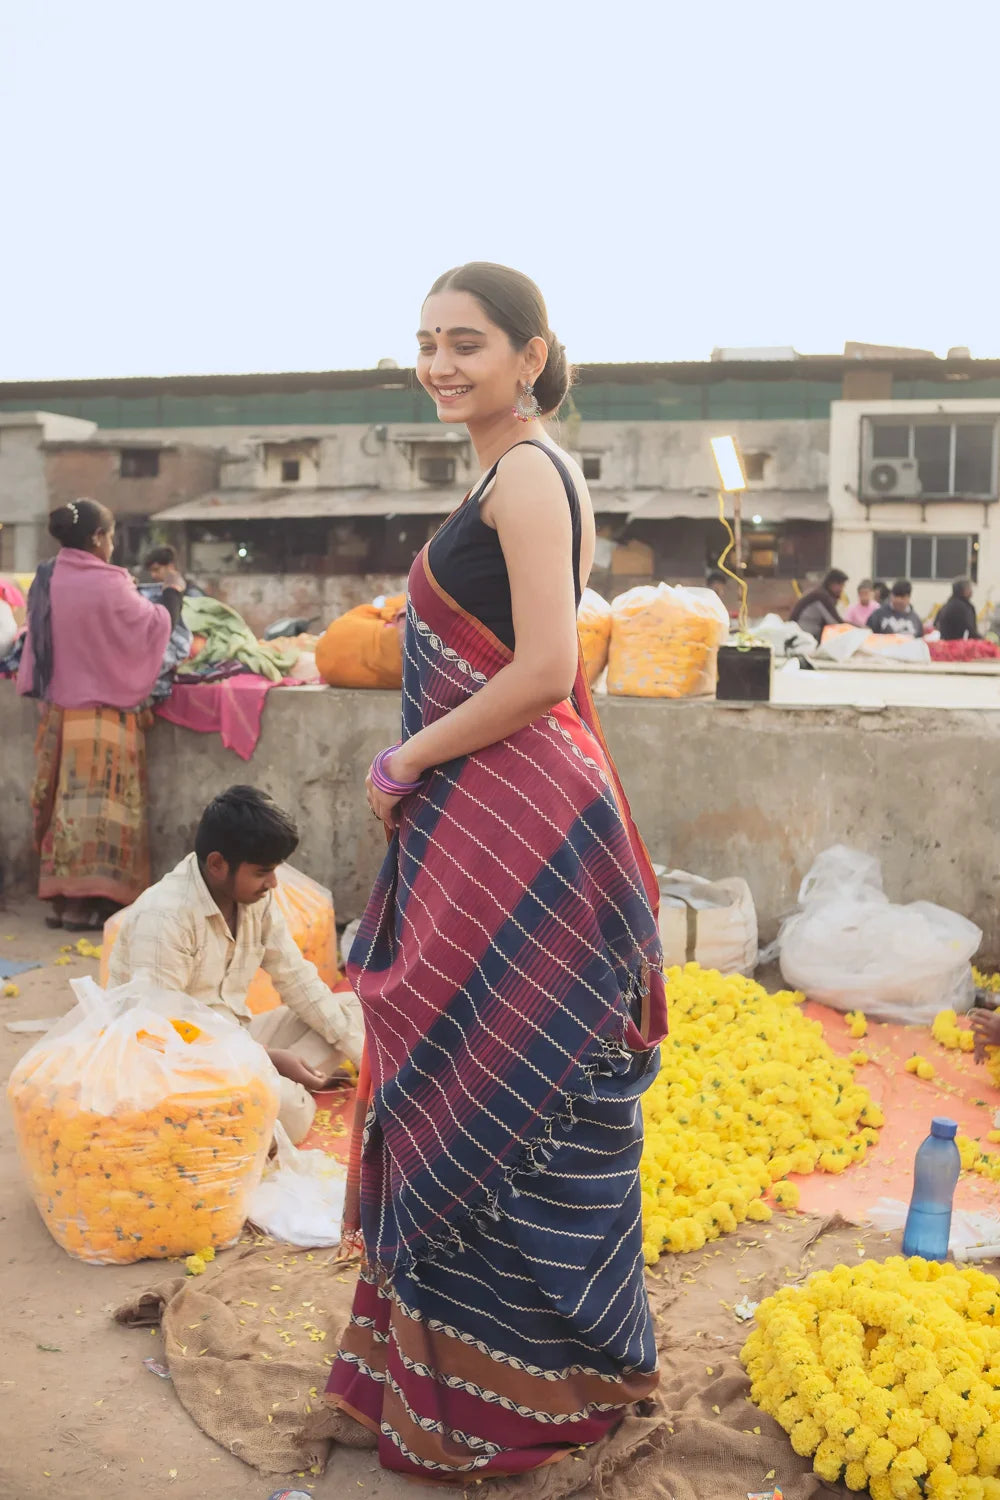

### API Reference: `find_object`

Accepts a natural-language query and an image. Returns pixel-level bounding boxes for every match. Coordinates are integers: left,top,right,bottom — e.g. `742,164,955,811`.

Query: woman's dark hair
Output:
145,545,176,568
195,785,299,870
823,569,848,589
873,580,890,602
427,262,574,415
48,498,113,549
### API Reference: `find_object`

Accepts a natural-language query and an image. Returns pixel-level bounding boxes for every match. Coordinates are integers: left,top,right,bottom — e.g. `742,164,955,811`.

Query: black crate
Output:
716,643,773,702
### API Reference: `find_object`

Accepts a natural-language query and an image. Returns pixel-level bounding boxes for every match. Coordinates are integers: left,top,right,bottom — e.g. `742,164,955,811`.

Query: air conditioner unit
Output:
418,455,457,486
864,458,922,500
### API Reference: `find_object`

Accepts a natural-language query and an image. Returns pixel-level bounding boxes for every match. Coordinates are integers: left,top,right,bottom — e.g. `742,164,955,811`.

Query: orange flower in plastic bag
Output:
100,863,339,1017
607,584,729,699
577,588,612,686
314,594,405,689
8,977,279,1265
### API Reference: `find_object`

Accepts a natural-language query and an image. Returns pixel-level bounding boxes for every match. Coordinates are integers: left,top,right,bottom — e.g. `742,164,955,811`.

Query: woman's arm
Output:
391,444,580,786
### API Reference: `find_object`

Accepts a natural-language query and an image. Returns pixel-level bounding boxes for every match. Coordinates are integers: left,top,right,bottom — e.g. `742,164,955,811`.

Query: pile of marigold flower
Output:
743,1257,1000,1500
640,965,882,1261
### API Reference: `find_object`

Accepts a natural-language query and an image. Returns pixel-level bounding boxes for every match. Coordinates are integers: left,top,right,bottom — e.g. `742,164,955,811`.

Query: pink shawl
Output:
18,549,172,710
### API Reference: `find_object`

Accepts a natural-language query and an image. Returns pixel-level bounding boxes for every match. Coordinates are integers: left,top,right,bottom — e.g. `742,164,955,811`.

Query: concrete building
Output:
3,352,1000,629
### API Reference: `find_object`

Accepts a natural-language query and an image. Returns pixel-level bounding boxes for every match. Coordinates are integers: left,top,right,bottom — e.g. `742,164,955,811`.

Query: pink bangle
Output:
370,744,425,797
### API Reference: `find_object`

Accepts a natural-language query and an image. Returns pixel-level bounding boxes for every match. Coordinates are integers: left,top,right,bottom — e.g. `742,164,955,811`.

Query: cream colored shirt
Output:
107,854,363,1064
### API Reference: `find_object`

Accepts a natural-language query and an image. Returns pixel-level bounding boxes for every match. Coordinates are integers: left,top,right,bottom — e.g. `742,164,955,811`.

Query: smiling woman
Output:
325,263,667,1482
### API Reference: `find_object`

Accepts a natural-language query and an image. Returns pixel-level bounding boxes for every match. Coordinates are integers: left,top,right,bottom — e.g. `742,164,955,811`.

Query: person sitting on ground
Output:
934,578,979,641
107,784,363,1143
705,567,736,620
788,568,848,642
144,545,204,597
868,579,924,637
844,578,878,628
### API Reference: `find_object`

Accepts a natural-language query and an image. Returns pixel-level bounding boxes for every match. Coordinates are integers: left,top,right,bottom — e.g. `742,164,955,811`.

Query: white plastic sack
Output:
816,625,870,662
248,1121,347,1247
778,847,980,1023
861,634,932,664
657,868,758,975
8,976,280,1263
0,599,17,659
754,613,818,658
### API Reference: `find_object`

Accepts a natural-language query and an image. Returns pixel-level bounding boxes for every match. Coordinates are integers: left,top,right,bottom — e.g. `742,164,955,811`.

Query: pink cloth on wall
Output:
155,675,284,760
17,549,172,709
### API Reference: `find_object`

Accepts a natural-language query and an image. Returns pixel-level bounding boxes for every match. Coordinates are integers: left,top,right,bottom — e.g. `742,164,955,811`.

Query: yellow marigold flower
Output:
185,1254,207,1276
198,1245,216,1262
773,1181,800,1210
2,983,19,998
867,1438,900,1477
846,1010,869,1038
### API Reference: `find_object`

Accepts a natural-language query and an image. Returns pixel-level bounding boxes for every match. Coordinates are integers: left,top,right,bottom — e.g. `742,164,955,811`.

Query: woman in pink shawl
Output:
18,500,183,930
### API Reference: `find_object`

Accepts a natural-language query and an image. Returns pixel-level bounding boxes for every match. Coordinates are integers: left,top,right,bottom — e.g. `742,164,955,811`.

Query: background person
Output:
845,578,878,627
934,578,979,641
17,500,181,930
789,568,848,642
107,785,362,1143
869,579,924,637
144,544,204,597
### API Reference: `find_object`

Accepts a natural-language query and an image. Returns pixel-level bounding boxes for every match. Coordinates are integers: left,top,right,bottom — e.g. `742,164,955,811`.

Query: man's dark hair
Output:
706,568,728,587
145,545,176,568
823,569,848,589
891,579,913,598
195,785,299,870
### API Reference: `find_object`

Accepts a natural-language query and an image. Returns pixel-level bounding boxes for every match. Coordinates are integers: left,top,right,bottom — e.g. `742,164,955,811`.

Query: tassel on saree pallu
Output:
31,704,150,907
326,548,668,1479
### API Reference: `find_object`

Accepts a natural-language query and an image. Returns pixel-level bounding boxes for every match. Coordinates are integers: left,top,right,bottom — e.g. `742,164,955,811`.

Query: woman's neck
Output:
466,412,548,474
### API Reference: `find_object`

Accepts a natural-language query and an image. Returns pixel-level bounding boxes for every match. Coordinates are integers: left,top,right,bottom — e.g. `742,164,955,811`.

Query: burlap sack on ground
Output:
115,1215,889,1493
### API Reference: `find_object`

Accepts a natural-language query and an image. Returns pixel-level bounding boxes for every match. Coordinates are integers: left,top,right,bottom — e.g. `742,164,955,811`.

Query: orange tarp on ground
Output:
795,1002,1000,1218
295,1001,1000,1219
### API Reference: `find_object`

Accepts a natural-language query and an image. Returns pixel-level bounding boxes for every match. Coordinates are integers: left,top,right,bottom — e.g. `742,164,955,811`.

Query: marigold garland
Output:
640,965,882,1261
743,1257,1000,1500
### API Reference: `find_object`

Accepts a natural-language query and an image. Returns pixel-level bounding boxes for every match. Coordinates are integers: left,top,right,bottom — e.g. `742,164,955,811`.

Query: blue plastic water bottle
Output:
901,1117,960,1261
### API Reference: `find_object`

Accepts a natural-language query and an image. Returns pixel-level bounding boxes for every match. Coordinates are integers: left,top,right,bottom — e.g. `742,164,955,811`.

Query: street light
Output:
710,435,747,572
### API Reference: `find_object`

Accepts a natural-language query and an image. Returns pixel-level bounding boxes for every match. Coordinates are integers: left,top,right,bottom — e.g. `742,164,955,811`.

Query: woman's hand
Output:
365,742,425,829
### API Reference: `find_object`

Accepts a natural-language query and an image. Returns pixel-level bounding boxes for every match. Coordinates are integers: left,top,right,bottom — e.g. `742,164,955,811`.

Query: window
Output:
866,418,997,497
281,458,301,483
120,449,160,479
873,533,978,582
418,455,456,485
581,454,602,481
743,451,770,482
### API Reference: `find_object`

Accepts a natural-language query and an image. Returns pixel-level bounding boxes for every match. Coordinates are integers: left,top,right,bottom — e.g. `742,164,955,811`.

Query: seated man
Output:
108,785,363,1143
144,544,204,597
868,579,924,638
789,569,848,642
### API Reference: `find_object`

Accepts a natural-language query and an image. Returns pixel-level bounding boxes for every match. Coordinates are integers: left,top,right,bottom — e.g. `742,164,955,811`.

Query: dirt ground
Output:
0,898,399,1500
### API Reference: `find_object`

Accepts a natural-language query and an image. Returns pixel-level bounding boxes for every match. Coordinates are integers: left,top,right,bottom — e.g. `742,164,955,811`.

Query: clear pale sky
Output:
3,1,997,380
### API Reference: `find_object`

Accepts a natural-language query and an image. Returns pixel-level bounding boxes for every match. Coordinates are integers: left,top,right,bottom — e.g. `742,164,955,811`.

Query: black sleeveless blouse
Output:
426,440,583,652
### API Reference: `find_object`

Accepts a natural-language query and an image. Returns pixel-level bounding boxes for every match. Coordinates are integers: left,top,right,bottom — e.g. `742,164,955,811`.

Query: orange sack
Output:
8,979,279,1265
315,594,406,689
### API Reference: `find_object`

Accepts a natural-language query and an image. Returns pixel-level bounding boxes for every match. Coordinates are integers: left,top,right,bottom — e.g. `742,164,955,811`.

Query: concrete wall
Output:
44,443,223,520
202,571,409,635
5,682,999,960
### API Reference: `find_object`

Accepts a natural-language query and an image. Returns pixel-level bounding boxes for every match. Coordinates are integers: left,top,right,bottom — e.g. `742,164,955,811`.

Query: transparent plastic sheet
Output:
247,1121,347,1247
577,587,613,686
8,977,280,1264
100,862,339,1016
777,846,981,1023
607,583,729,698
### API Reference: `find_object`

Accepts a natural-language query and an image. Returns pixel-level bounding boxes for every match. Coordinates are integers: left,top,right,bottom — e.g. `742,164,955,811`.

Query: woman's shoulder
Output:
494,440,591,510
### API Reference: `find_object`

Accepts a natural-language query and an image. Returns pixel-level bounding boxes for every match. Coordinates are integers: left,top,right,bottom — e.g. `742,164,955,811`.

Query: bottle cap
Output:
931,1117,958,1139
